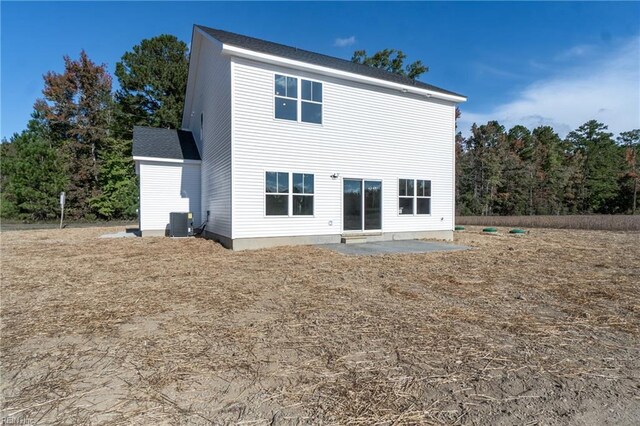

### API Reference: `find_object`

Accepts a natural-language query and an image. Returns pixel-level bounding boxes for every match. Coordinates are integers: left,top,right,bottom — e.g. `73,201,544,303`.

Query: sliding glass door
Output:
343,179,382,232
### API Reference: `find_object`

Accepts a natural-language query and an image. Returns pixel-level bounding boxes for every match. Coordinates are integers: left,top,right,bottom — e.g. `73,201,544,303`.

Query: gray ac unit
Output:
169,212,193,237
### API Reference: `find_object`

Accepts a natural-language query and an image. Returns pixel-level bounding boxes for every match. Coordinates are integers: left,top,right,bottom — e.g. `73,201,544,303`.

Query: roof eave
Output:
133,156,202,164
219,43,467,103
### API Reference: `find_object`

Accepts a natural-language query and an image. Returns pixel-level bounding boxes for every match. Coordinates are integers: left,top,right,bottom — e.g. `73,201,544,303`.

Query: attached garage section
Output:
133,127,201,236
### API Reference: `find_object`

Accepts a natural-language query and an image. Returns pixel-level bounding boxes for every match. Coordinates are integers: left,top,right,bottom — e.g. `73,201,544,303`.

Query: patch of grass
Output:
457,214,640,231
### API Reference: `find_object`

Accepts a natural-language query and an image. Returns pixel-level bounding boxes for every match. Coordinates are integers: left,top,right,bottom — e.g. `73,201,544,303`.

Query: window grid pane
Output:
275,97,297,121
293,195,313,215
293,173,303,194
277,172,289,193
312,82,322,102
301,80,312,101
399,179,407,196
275,75,286,96
301,102,322,124
417,198,431,215
417,180,431,197
266,195,288,215
304,174,314,194
266,172,277,193
399,197,414,215
286,77,297,98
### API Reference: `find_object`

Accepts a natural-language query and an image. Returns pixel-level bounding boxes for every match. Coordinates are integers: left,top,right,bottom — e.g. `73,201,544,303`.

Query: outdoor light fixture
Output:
330,173,340,179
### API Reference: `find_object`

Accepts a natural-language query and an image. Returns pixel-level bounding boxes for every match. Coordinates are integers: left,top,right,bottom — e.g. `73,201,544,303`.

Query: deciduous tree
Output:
34,50,112,219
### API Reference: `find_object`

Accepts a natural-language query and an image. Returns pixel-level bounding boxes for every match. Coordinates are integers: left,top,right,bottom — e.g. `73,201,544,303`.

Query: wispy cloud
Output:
554,44,594,61
459,36,640,138
474,62,522,79
334,36,356,47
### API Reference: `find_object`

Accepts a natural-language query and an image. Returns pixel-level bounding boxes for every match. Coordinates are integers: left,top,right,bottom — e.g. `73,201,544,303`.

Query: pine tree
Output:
1,118,67,221
114,35,189,138
565,120,621,213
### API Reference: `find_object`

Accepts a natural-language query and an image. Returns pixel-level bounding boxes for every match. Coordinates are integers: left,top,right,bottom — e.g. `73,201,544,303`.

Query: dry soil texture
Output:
1,227,639,425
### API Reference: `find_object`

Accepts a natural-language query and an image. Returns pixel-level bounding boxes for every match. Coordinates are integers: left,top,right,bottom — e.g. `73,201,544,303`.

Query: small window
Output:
275,75,298,121
293,173,314,215
416,180,431,215
266,171,289,215
398,179,414,215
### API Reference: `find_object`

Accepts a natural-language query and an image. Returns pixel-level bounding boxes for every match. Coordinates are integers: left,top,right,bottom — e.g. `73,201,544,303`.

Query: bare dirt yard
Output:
1,227,639,425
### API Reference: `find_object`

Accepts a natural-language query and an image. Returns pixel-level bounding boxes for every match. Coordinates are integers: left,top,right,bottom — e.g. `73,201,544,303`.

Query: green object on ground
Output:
483,227,498,233
455,226,465,231
509,228,526,234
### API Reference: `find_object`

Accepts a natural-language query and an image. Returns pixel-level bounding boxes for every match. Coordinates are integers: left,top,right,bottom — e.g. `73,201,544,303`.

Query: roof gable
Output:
195,25,465,100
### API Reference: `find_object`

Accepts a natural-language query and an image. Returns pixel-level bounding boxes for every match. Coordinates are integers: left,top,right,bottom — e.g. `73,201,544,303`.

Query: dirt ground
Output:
1,226,639,425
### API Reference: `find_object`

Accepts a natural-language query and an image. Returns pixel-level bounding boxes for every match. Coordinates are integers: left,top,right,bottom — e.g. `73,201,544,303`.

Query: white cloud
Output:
334,36,356,47
459,37,640,138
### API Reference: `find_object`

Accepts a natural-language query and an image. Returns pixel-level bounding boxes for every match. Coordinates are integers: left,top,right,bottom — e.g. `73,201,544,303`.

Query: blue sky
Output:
2,1,639,140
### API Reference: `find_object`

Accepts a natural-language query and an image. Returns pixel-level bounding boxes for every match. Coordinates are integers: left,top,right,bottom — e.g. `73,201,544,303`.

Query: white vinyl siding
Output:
183,32,232,237
231,57,455,239
138,161,201,232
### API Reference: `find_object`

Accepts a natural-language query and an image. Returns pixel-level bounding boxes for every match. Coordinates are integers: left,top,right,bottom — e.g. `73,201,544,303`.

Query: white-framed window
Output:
398,179,415,215
265,171,289,216
416,179,431,215
399,179,432,215
301,80,322,124
274,75,298,121
265,171,314,216
292,173,314,215
274,74,323,124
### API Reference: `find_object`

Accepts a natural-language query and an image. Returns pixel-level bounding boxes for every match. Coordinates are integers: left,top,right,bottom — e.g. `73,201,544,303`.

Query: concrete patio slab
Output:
320,240,469,256
100,231,139,239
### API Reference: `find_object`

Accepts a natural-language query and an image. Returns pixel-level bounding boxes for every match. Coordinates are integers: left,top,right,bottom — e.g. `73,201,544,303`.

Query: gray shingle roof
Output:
196,25,465,99
133,127,200,161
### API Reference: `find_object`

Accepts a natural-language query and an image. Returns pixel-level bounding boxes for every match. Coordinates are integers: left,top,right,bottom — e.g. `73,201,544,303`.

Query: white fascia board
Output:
133,156,202,165
220,44,467,103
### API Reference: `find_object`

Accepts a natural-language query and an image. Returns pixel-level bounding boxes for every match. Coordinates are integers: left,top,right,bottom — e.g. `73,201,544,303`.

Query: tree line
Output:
1,35,189,221
456,122,639,216
1,38,638,221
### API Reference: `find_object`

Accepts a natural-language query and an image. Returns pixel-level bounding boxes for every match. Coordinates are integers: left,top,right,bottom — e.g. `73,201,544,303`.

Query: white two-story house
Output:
133,25,467,250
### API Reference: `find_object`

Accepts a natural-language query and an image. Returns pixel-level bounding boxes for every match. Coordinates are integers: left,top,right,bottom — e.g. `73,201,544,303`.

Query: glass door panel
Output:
343,179,363,231
364,181,382,230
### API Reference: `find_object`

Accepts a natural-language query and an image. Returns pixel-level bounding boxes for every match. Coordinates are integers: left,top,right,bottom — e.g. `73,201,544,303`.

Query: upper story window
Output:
301,80,322,124
275,75,297,121
274,74,323,124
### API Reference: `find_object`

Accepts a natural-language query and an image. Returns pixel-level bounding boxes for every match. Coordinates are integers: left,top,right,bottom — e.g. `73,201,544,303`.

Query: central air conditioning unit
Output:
169,212,193,237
